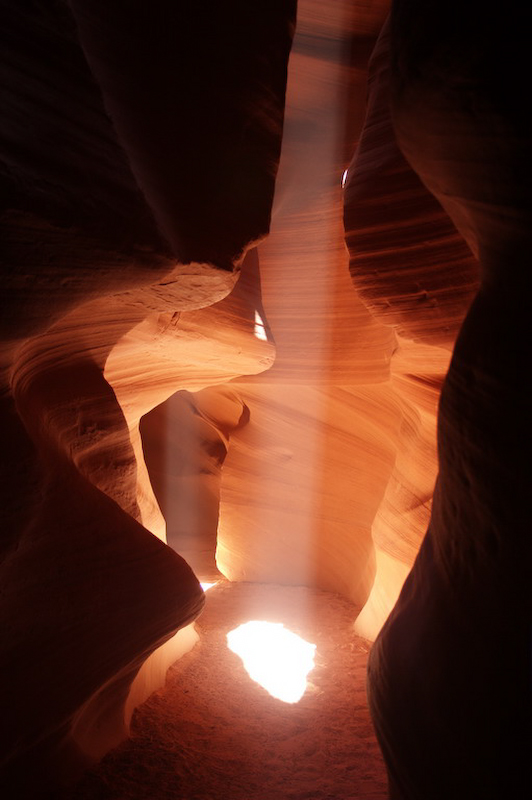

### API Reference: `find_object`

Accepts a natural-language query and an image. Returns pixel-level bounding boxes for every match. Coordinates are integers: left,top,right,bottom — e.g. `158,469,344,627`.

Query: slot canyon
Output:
1,1,530,798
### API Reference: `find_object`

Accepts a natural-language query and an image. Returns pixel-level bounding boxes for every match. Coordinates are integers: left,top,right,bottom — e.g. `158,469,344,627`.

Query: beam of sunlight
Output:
226,621,316,703
341,168,348,188
200,582,217,591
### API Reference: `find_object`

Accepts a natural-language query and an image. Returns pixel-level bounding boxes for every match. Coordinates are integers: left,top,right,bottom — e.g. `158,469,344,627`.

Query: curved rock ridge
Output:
353,340,452,639
344,19,479,349
2,0,528,797
1,238,275,797
366,5,532,798
342,16,479,639
110,246,274,563
0,1,293,795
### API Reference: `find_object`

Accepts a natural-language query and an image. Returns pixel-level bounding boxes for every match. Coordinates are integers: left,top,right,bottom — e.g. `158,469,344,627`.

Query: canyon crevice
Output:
1,1,529,798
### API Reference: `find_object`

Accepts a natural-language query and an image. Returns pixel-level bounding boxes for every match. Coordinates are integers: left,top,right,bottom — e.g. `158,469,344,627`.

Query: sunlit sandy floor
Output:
68,581,388,800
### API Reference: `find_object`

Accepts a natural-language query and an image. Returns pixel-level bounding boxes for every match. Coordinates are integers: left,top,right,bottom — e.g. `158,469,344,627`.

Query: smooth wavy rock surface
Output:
366,4,532,799
0,0,293,794
2,0,529,798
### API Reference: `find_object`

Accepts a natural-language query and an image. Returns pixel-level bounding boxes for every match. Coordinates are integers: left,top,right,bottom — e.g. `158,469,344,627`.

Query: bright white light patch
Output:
341,168,349,188
254,310,268,341
226,621,316,703
200,582,217,592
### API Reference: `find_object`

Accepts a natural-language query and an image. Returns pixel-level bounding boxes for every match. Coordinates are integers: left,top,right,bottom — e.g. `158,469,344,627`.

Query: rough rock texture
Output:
0,1,293,794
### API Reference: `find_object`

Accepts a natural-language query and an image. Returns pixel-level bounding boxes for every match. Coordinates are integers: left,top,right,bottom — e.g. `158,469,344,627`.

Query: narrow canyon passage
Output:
2,1,530,796
67,582,387,800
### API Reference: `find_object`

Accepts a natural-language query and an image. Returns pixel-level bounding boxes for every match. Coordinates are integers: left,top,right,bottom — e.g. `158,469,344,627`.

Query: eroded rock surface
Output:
344,17,479,638
366,5,531,798
2,1,529,797
0,1,293,794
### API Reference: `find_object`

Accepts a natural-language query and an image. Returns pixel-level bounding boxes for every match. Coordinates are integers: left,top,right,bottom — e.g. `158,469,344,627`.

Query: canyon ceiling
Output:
1,1,530,798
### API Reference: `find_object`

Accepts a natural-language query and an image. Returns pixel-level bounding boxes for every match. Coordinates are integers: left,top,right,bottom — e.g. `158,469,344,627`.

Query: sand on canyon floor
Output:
68,581,388,800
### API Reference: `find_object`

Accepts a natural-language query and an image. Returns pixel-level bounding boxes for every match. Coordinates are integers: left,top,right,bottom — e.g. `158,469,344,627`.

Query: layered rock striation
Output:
344,17,479,638
365,5,532,798
0,1,293,794
1,1,529,798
